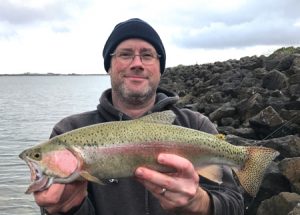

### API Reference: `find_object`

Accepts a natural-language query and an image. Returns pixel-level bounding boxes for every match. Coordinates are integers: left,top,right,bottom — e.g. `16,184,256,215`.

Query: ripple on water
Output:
0,75,111,214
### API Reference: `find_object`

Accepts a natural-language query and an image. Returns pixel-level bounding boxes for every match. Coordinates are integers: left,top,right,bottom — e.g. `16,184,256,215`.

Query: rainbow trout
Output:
19,110,279,197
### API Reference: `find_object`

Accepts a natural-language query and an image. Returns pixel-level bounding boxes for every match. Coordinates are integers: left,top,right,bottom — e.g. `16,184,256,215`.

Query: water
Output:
0,75,111,215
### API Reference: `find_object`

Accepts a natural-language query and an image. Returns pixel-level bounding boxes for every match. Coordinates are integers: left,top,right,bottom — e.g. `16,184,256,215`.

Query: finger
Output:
136,170,201,211
35,181,87,214
135,167,176,191
137,178,179,205
59,181,87,202
158,153,197,178
34,184,66,206
56,181,88,213
137,178,167,197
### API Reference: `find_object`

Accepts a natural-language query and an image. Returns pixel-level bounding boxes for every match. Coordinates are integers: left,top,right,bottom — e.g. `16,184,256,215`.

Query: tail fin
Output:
234,146,279,197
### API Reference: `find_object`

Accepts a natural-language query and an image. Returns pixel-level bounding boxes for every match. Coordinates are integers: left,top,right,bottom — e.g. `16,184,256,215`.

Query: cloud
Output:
51,25,70,33
0,0,89,37
170,0,300,49
0,0,87,24
1,0,300,74
0,22,17,38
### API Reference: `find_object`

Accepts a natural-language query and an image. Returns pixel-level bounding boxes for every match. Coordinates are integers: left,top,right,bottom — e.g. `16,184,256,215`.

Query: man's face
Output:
109,39,161,105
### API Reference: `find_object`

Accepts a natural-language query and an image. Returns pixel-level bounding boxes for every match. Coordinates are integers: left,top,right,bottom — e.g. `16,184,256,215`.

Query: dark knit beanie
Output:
102,18,166,74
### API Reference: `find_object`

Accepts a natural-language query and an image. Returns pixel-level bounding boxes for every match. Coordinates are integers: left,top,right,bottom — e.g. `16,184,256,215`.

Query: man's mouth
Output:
125,75,147,80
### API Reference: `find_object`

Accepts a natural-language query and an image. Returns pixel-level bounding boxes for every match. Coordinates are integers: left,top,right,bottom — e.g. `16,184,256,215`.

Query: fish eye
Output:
34,153,40,159
30,151,42,161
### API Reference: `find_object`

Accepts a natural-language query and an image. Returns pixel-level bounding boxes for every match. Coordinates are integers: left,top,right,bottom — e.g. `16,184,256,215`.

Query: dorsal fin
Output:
136,110,176,125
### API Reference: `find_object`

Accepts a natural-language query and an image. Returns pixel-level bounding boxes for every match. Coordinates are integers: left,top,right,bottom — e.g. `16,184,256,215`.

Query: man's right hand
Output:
34,181,88,214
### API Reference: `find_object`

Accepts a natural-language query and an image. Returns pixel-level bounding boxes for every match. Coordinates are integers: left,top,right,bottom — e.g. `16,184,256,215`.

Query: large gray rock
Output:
262,70,288,90
257,192,300,215
279,158,300,194
249,106,285,139
288,204,300,215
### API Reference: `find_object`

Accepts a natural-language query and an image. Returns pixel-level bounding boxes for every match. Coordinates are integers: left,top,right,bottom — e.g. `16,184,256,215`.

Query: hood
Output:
97,87,179,122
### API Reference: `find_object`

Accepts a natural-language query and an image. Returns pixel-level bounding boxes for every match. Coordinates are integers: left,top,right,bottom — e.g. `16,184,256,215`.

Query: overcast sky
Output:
1,0,300,74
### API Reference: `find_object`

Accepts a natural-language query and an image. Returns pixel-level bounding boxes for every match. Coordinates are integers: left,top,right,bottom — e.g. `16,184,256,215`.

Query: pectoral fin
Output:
80,171,105,185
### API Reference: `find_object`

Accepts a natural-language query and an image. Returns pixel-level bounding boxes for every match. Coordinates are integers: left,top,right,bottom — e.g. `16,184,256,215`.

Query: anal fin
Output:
196,165,223,184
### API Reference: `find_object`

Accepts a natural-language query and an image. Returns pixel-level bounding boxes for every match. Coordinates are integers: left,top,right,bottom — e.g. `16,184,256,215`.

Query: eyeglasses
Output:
110,51,161,66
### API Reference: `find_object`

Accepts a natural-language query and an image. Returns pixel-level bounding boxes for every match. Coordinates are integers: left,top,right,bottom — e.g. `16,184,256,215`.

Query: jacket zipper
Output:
118,112,123,121
145,190,150,215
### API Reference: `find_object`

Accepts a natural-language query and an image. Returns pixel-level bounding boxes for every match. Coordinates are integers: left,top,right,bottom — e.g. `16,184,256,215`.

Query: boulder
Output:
249,106,285,139
262,70,288,90
256,192,300,215
279,158,300,193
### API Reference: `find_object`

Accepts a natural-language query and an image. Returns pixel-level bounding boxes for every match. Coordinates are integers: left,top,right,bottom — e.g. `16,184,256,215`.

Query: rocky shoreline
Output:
160,47,300,215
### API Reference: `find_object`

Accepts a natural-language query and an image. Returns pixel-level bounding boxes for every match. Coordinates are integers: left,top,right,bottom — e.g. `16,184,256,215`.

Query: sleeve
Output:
49,119,75,138
201,166,244,215
70,198,96,215
40,198,95,215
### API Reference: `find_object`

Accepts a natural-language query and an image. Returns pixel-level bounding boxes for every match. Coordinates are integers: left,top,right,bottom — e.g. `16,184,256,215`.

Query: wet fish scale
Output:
19,110,279,197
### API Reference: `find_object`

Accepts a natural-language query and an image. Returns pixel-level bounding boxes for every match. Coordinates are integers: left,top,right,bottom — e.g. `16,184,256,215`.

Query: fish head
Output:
19,146,45,180
19,144,79,194
19,146,51,194
19,146,42,163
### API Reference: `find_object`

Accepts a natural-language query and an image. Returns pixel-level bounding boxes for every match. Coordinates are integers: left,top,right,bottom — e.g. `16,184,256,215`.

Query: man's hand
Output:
135,153,212,215
33,149,88,214
34,181,87,214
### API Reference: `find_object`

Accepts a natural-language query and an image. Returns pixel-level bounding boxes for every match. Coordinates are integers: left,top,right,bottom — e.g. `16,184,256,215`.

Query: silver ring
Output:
159,188,167,196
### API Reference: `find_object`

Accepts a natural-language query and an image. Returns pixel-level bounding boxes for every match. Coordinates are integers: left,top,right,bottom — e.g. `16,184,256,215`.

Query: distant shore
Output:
0,73,108,76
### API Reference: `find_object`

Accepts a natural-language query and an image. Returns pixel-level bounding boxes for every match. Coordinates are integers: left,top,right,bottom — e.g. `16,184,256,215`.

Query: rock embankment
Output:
160,47,300,215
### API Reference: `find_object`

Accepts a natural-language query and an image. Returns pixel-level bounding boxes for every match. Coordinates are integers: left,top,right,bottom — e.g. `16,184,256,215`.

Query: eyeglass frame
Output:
110,50,161,66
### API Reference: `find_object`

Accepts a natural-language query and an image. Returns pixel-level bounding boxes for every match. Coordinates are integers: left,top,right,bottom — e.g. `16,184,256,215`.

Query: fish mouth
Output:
22,158,53,194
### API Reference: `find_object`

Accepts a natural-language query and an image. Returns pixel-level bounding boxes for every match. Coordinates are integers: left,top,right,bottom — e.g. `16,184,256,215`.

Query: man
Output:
35,18,244,215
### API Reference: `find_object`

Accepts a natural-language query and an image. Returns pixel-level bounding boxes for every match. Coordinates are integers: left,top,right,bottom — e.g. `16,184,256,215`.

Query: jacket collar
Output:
97,87,179,122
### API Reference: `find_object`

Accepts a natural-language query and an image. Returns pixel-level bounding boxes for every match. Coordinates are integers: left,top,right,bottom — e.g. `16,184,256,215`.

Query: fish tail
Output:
234,146,279,197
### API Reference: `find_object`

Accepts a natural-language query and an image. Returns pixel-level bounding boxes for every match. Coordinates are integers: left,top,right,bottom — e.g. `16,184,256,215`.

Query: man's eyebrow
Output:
117,48,134,52
116,47,154,52
140,48,154,52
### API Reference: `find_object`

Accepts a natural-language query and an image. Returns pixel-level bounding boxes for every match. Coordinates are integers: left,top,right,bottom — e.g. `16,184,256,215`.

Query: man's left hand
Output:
135,153,212,215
